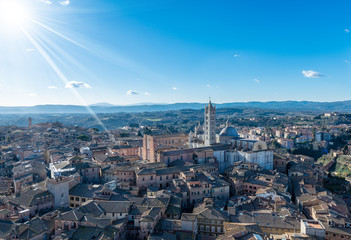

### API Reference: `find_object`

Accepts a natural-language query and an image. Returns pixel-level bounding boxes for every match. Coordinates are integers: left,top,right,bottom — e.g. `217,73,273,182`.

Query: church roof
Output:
219,126,239,137
219,119,239,137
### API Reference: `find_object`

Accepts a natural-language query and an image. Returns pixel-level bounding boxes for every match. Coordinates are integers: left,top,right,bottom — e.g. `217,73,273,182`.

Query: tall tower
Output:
28,117,32,129
204,99,216,146
46,177,70,208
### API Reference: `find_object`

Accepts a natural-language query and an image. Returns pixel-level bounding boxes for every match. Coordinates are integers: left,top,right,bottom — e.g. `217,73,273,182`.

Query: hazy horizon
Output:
0,99,351,108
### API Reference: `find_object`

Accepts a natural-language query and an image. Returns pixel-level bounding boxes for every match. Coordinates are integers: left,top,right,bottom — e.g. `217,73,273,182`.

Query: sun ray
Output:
19,25,108,131
29,17,168,84
28,17,91,52
30,26,96,77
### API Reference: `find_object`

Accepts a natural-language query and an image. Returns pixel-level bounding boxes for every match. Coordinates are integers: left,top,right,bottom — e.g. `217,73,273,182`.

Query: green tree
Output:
77,135,90,141
143,127,152,135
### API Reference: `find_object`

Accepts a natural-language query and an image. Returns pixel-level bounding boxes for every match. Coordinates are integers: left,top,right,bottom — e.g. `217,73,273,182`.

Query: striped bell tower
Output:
204,98,216,146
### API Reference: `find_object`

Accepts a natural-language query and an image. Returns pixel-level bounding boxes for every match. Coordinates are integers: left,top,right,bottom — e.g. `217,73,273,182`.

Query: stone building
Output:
300,219,325,238
46,177,70,208
142,134,188,162
216,140,273,172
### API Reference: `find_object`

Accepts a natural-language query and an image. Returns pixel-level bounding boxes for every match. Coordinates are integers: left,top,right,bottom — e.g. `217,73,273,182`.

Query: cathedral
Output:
188,99,241,147
188,99,273,172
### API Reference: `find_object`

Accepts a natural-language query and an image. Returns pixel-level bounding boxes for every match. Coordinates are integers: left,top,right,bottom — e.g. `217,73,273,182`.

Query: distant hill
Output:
1,100,351,114
89,102,116,107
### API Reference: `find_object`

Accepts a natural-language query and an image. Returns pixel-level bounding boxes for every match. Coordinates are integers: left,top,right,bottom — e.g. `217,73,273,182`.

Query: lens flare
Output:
0,0,31,28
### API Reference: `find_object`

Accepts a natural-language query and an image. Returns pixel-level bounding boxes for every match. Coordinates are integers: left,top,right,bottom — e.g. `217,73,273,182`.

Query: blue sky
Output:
0,0,350,106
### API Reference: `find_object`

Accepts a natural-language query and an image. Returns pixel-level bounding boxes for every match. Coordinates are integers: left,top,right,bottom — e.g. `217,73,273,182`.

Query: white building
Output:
300,219,325,238
214,140,273,173
49,161,76,178
189,99,273,173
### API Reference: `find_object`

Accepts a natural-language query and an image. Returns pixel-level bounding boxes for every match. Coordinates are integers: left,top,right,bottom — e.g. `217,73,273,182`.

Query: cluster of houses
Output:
0,104,349,239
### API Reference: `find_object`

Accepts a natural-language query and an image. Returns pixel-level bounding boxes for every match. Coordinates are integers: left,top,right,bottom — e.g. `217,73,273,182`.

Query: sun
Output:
0,0,32,28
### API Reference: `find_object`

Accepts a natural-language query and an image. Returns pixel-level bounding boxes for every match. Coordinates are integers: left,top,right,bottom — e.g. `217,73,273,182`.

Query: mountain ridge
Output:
1,100,351,114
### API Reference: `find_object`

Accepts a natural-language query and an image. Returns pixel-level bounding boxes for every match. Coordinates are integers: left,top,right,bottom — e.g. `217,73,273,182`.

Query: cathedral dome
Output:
219,126,239,137
219,119,239,137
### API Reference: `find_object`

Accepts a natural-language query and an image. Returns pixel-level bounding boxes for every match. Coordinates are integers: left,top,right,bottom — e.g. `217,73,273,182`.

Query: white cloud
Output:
253,78,260,83
144,92,150,95
38,0,52,4
28,93,37,97
126,90,139,95
26,48,35,52
345,29,350,33
233,54,240,57
206,84,212,88
172,87,178,90
60,0,70,5
345,60,350,64
302,70,323,78
65,81,91,89
48,86,58,89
